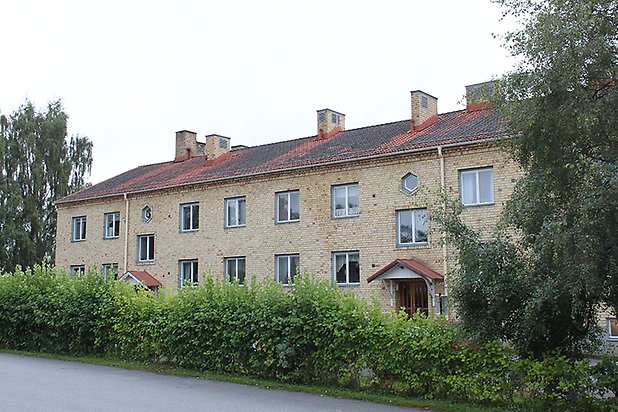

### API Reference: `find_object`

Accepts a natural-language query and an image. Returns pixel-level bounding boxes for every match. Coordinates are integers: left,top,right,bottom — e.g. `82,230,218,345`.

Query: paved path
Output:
0,353,430,412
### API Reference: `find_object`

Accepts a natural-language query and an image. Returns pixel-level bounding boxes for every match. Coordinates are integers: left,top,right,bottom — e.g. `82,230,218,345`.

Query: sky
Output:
1,0,516,185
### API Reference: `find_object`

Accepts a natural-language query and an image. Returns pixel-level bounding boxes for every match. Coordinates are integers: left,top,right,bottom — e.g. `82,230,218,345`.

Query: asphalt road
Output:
0,353,430,412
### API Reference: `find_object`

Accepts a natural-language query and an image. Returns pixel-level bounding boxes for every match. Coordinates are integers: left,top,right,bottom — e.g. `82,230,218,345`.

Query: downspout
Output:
437,146,448,277
123,193,130,273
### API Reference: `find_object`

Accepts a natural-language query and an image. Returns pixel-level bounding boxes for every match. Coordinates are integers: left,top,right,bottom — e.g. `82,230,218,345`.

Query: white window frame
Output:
180,202,199,232
459,167,494,206
331,183,359,218
72,216,87,242
104,212,120,239
137,234,155,262
225,197,246,228
224,257,246,284
397,208,429,246
70,265,85,277
276,190,300,223
102,263,119,281
179,259,198,288
401,173,419,194
276,254,300,286
332,251,360,286
608,318,618,341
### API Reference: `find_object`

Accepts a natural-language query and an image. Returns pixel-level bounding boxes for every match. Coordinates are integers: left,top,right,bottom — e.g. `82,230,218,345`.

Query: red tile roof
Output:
123,271,162,287
57,109,507,204
367,258,444,283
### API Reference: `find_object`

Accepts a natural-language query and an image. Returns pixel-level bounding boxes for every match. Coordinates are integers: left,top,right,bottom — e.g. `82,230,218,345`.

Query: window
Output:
102,263,119,281
421,95,428,108
402,173,419,194
70,265,85,277
138,235,155,262
332,113,339,124
72,216,87,241
608,319,618,341
225,257,246,285
332,183,359,218
318,111,326,122
104,212,120,239
225,197,246,228
276,191,300,223
141,206,152,222
459,167,494,206
179,260,198,288
332,251,360,285
397,209,428,246
180,203,199,231
276,254,299,285
219,137,228,149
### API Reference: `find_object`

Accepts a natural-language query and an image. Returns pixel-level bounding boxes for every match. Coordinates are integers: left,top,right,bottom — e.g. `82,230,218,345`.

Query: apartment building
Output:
55,81,521,319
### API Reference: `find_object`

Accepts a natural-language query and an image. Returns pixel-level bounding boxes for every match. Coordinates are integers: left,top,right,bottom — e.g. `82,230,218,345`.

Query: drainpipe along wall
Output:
437,146,448,277
123,193,129,273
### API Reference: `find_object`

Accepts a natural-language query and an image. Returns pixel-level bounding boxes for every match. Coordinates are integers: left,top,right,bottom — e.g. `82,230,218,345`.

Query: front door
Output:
399,281,429,317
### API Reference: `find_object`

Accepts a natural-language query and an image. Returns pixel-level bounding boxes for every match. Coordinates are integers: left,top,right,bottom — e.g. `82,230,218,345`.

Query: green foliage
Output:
0,266,615,410
439,0,618,357
0,100,92,272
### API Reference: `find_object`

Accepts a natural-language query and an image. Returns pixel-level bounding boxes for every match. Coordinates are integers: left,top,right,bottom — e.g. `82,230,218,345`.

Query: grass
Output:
1,349,505,412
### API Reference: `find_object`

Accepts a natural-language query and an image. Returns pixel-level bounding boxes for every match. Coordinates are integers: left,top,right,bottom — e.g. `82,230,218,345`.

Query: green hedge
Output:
0,265,615,411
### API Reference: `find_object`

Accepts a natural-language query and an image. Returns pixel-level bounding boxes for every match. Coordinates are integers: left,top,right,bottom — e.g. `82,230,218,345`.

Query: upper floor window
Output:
138,234,155,262
459,167,494,206
179,259,198,288
104,212,120,239
141,205,152,223
332,183,359,218
102,263,119,281
225,197,246,228
397,208,428,246
333,251,360,286
276,191,300,223
402,173,419,194
70,265,85,277
72,216,87,242
180,203,199,232
276,254,299,286
225,257,246,285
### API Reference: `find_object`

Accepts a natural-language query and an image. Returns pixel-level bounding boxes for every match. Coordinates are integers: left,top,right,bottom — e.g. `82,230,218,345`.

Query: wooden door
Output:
399,281,429,317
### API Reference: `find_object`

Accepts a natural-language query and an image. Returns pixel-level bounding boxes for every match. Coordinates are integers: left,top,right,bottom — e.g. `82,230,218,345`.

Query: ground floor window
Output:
276,254,299,285
179,259,198,288
332,251,360,285
70,265,85,277
608,318,618,341
102,263,118,281
225,257,246,285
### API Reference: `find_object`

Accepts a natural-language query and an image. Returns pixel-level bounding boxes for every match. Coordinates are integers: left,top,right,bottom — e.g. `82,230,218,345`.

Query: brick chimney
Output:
317,109,345,139
204,134,231,159
175,130,198,161
410,91,438,131
465,80,496,111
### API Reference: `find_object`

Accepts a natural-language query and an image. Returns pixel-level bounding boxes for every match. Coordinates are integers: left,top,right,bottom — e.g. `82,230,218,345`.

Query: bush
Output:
0,265,614,411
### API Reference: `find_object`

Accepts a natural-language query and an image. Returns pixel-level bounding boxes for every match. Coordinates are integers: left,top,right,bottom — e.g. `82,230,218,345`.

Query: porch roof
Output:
367,258,444,283
119,270,162,287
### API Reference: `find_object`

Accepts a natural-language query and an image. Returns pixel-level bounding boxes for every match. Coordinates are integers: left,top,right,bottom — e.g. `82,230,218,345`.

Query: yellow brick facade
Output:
56,142,520,318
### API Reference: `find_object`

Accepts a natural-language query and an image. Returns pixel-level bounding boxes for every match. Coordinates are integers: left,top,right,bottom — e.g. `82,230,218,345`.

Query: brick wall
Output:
56,142,520,316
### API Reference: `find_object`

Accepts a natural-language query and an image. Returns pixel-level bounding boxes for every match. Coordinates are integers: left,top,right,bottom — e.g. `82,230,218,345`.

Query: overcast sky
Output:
1,0,516,184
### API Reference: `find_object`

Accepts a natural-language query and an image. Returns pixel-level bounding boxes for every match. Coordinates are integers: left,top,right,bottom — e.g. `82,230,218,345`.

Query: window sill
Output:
179,229,199,233
275,220,300,225
335,283,361,287
71,239,86,243
461,202,495,208
332,215,360,220
397,242,429,248
103,236,119,240
136,260,155,265
225,225,246,229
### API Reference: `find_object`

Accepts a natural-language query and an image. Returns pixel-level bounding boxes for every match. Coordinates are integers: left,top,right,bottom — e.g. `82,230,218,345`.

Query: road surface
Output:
0,353,431,412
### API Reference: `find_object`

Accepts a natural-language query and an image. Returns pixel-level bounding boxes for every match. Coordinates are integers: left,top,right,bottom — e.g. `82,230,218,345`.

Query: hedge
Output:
0,264,615,411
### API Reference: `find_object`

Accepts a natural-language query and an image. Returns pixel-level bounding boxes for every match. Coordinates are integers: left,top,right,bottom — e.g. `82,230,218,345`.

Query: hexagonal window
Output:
141,205,152,223
402,173,419,194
